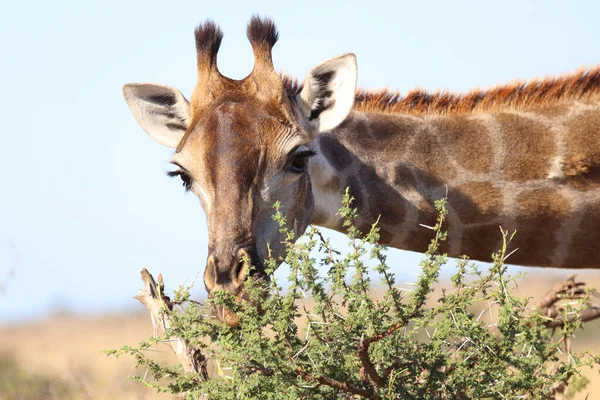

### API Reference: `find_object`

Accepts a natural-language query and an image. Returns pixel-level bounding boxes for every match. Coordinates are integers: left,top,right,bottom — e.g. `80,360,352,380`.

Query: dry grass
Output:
0,273,598,400
0,312,178,399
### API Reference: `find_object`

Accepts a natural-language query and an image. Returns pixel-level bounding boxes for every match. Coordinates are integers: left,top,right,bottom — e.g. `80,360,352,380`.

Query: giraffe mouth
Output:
211,303,243,327
209,271,269,327
210,290,248,327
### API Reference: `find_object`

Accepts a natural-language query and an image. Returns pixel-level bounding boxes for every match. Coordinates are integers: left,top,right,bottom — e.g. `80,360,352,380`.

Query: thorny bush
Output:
107,191,600,399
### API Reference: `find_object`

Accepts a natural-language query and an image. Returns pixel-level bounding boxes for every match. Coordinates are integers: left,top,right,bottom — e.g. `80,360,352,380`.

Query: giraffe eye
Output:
290,154,309,172
167,170,193,191
179,173,192,189
288,149,316,173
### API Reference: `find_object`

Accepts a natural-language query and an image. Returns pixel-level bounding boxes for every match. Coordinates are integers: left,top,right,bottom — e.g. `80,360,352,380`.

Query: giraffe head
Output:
123,17,357,326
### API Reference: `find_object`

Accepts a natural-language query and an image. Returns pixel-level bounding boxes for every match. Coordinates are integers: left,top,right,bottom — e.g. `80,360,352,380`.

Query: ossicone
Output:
246,15,279,51
244,15,282,98
194,20,224,71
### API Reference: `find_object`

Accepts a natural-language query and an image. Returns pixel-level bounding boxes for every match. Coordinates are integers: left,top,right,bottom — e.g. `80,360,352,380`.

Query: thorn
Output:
419,224,436,230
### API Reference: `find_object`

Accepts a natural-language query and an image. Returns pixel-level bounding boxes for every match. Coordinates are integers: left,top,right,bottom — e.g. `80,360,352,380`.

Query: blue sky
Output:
1,0,599,322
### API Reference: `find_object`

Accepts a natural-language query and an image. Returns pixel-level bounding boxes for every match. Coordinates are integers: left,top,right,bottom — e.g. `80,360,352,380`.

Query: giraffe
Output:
123,17,600,326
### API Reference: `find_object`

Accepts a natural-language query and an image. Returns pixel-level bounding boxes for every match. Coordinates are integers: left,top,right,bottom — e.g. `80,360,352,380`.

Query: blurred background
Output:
1,0,599,398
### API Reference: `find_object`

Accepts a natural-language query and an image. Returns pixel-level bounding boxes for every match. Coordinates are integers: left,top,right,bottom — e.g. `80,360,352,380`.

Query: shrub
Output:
107,193,600,399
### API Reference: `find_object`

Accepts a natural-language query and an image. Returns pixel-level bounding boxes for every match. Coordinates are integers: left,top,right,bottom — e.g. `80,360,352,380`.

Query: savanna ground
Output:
1,272,599,400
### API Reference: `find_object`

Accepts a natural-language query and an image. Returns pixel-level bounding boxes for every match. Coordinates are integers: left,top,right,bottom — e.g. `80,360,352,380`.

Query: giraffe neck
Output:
308,99,600,269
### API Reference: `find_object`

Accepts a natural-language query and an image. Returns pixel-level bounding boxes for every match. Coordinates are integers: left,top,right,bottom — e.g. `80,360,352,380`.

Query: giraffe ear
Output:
123,83,190,148
299,53,357,133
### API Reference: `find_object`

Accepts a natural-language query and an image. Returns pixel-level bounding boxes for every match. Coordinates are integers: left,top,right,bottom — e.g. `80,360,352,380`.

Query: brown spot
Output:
417,197,437,222
367,116,417,160
337,114,415,162
319,134,355,170
392,163,419,190
448,182,503,224
403,129,457,188
563,110,600,191
373,190,405,225
357,221,373,237
563,155,597,177
358,168,405,226
563,206,600,268
402,227,436,254
401,199,443,253
311,209,327,226
378,228,395,244
350,118,369,137
369,114,415,140
461,225,505,263
497,113,555,182
344,175,365,216
437,234,451,255
563,166,600,191
435,116,493,173
509,188,571,266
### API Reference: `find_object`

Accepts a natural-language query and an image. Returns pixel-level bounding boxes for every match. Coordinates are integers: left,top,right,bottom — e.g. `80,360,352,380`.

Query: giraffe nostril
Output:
234,260,245,282
204,254,218,292
233,250,250,285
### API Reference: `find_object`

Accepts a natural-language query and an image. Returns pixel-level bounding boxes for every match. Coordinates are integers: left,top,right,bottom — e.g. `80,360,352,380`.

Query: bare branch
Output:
357,333,384,388
536,276,586,311
296,366,379,400
533,275,600,328
135,268,209,380
544,305,600,328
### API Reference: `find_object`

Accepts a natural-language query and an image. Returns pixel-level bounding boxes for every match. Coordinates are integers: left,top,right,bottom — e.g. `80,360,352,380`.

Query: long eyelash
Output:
166,170,192,191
